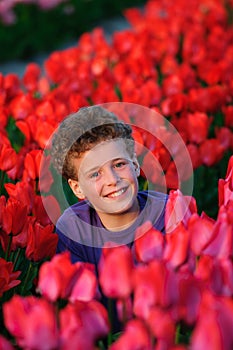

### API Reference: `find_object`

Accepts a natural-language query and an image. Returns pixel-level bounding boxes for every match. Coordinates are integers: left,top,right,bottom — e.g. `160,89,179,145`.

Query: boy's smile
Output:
68,139,140,231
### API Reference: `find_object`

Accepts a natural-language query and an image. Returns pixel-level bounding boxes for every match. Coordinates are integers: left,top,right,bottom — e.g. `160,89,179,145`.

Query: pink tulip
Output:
109,319,152,350
165,189,197,233
3,295,59,350
60,300,109,348
218,155,233,206
191,291,233,350
134,221,165,263
98,244,133,299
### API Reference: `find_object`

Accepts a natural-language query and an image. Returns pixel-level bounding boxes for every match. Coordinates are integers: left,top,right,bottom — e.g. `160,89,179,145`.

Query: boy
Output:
51,105,167,273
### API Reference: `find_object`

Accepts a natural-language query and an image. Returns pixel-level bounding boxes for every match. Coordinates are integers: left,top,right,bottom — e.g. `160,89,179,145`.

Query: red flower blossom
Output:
189,212,215,256
0,258,21,297
109,319,152,350
186,112,211,144
9,93,35,120
1,197,28,236
38,251,98,302
38,251,80,302
133,260,178,319
23,149,42,180
3,295,59,350
199,138,224,166
190,291,233,350
33,195,61,226
164,223,191,269
60,300,109,348
218,155,233,206
147,307,176,348
4,181,35,213
134,221,165,263
0,335,14,350
165,189,197,233
22,63,41,92
25,221,58,262
99,244,134,299
0,144,17,173
201,203,233,259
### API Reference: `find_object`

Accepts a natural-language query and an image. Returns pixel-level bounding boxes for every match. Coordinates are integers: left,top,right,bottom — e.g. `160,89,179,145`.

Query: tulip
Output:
3,295,59,350
25,221,58,262
60,300,109,348
218,155,233,206
190,291,233,350
98,244,133,299
134,221,165,263
0,258,21,297
165,189,197,233
109,319,152,350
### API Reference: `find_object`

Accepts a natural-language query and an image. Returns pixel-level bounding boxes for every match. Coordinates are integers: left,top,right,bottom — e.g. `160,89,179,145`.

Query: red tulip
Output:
202,203,233,259
186,112,210,144
69,262,99,302
133,260,178,319
38,251,80,301
4,181,35,213
0,335,14,350
190,291,233,350
98,244,133,299
33,194,61,226
199,138,224,166
165,189,197,233
189,212,215,256
218,155,233,206
60,300,109,348
0,144,17,173
109,319,152,350
25,221,58,262
134,221,165,263
0,258,21,297
164,223,190,269
22,63,41,92
147,307,176,348
1,197,28,236
3,295,59,350
24,149,42,180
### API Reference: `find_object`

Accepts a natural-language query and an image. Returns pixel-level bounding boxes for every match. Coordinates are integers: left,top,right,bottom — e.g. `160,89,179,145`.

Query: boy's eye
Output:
90,171,99,179
114,161,127,168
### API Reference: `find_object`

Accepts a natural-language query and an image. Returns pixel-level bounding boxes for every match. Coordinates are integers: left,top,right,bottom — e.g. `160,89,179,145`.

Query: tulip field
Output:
0,0,233,349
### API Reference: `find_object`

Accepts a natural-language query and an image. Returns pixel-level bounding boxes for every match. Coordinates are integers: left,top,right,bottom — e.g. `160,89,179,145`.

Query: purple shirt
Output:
56,191,167,272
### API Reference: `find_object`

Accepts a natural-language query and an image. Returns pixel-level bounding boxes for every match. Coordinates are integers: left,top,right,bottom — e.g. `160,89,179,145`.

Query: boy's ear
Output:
132,155,140,177
68,179,85,200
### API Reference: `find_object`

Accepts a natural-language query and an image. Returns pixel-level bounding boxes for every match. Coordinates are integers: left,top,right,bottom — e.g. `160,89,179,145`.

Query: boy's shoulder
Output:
57,200,93,224
138,190,168,204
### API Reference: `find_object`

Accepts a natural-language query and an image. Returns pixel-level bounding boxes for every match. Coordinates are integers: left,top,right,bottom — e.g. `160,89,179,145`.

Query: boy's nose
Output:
105,168,120,185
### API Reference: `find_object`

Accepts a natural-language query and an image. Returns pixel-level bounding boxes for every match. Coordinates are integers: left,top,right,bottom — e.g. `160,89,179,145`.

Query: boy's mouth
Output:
105,187,127,198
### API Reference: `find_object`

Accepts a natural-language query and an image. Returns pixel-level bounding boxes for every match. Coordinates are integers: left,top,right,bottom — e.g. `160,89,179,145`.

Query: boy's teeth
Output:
108,188,125,198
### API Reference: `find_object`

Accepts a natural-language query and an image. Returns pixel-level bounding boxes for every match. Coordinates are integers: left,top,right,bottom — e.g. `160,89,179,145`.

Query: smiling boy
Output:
51,106,167,272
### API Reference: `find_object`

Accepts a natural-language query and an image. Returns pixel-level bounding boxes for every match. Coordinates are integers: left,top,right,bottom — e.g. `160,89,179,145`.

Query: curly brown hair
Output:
51,106,135,180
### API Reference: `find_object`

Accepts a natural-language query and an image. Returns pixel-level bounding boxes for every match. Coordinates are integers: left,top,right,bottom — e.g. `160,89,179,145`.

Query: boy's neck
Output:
96,201,140,232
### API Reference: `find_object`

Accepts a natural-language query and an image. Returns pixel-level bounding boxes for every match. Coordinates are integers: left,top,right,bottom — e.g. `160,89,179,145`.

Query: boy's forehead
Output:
78,139,132,173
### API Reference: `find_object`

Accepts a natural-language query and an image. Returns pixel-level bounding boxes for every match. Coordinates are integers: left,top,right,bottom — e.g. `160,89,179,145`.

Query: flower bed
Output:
0,0,233,348
0,0,146,62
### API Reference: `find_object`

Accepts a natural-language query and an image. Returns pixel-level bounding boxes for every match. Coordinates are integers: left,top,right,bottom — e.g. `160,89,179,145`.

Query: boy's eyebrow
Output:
82,157,130,176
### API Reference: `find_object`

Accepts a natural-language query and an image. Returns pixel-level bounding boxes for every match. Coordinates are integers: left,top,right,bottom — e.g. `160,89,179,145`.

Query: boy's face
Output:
68,139,140,216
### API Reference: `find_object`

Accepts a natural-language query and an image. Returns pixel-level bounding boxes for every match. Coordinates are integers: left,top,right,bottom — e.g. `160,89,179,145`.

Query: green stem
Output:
5,234,13,260
0,170,6,194
175,323,181,344
20,261,34,295
107,298,113,346
13,248,22,270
